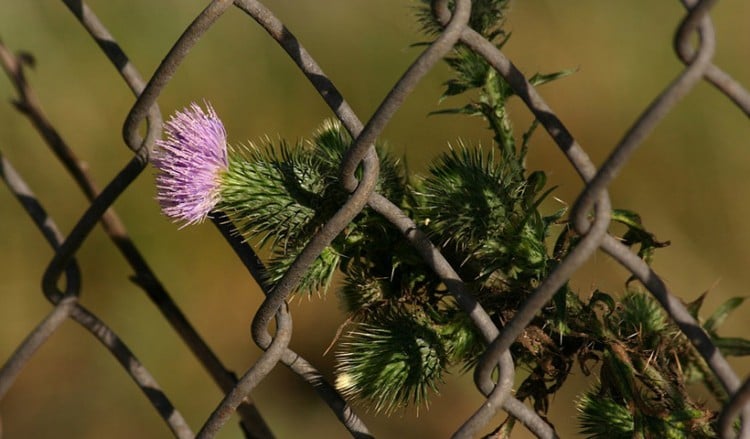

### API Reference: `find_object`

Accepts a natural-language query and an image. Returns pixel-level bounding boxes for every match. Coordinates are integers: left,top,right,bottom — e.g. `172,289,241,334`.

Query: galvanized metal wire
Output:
1,1,749,438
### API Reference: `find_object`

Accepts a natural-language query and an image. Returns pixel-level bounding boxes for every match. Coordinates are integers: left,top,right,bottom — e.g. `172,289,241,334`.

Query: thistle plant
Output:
150,1,750,436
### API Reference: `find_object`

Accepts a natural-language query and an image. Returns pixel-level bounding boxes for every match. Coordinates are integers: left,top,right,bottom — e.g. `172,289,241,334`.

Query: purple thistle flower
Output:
151,102,228,227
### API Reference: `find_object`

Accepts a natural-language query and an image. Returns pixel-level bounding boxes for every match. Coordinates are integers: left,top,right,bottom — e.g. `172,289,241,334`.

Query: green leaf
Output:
523,171,547,203
520,119,539,161
528,68,577,87
429,105,481,117
704,296,746,334
553,285,570,335
712,336,750,357
612,208,670,267
611,208,643,229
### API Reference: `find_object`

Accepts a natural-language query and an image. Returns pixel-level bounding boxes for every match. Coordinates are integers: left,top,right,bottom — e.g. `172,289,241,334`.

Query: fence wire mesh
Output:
1,1,750,438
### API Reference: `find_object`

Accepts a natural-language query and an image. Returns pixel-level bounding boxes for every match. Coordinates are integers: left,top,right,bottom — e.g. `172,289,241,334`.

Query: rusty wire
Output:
1,0,750,438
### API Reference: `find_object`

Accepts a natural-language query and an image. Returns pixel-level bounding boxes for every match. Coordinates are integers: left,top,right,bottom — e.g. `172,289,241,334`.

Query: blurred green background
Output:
1,1,749,437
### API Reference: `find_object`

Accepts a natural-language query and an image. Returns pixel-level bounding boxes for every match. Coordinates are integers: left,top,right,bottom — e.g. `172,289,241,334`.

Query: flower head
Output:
151,102,228,226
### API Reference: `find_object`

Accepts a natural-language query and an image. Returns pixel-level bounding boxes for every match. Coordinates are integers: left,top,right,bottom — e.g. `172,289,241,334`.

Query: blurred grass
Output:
0,1,749,438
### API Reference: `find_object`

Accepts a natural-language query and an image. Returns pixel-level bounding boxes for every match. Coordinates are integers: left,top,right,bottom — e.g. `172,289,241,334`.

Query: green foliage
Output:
577,380,715,439
415,0,510,40
212,3,750,436
576,292,718,438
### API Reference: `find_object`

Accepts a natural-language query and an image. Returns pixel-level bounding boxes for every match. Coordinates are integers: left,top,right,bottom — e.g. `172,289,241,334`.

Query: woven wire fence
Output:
1,0,750,438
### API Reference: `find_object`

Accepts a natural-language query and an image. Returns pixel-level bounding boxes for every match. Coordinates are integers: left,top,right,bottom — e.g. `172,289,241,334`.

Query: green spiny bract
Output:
219,120,404,296
335,310,447,414
416,142,550,285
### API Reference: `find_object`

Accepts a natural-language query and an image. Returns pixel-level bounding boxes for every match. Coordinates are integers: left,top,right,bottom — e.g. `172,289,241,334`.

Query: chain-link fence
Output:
1,1,750,438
